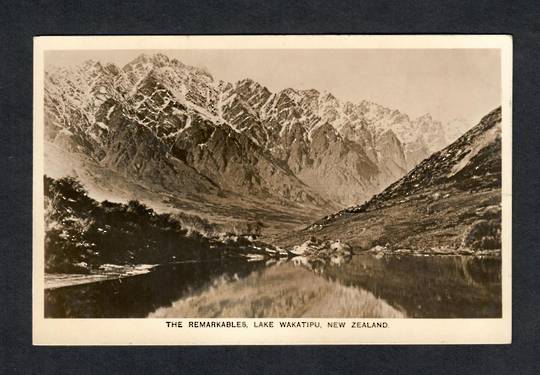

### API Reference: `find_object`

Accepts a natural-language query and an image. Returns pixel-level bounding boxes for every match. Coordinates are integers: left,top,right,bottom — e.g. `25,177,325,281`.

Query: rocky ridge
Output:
286,107,502,254
45,53,470,211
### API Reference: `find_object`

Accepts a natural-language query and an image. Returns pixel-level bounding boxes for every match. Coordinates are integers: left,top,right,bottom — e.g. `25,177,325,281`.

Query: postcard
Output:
33,35,512,344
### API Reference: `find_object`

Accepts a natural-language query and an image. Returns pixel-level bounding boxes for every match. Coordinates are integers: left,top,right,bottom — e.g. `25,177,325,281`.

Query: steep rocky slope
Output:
45,58,325,206
279,107,502,253
44,53,473,225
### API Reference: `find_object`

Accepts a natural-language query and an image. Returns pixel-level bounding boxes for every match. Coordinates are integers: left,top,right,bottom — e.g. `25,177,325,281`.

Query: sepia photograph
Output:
32,35,512,344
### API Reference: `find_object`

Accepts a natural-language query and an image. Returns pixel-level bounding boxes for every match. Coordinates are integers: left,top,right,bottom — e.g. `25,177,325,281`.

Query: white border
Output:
33,35,512,345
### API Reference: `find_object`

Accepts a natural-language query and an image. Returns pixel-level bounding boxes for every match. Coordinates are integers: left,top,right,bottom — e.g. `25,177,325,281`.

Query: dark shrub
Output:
44,175,215,273
462,219,501,250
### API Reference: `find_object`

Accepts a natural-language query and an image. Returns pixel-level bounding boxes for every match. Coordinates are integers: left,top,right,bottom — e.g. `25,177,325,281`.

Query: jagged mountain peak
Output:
232,78,272,105
276,87,302,102
321,91,338,102
125,53,173,68
416,113,433,121
123,53,215,83
350,106,501,213
307,106,501,233
301,88,320,97
44,53,480,210
236,77,264,89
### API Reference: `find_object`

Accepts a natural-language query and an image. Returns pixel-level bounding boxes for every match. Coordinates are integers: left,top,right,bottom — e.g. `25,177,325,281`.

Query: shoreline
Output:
44,258,230,290
44,264,158,290
44,252,500,290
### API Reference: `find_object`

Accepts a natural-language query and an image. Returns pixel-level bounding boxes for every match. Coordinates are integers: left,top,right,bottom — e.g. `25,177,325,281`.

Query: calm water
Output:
45,255,501,319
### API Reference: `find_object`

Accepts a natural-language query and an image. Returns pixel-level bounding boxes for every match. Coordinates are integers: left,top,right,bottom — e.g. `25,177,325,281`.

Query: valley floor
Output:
45,141,334,237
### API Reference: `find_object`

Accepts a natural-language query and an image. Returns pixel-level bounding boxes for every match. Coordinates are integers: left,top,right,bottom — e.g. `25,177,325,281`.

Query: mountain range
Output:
279,107,502,253
44,53,474,230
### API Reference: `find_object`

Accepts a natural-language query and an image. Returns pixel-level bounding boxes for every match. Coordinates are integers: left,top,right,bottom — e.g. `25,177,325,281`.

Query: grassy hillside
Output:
277,189,501,254
277,107,502,255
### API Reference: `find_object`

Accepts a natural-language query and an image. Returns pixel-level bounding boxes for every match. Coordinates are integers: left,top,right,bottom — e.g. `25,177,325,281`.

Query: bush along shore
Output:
44,176,330,276
44,174,498,286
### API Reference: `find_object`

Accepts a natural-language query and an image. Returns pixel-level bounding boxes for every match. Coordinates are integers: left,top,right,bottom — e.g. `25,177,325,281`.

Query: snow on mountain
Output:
341,106,502,215
44,53,474,209
286,107,502,254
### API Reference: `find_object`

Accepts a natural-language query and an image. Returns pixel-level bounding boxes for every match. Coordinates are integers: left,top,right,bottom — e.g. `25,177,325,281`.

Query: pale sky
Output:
46,49,501,125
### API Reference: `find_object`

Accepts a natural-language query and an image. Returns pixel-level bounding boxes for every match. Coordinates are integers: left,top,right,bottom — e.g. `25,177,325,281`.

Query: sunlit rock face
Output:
45,53,465,208
301,107,502,255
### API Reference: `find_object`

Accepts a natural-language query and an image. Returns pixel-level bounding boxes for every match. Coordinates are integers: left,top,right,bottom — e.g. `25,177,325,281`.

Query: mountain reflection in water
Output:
45,255,501,319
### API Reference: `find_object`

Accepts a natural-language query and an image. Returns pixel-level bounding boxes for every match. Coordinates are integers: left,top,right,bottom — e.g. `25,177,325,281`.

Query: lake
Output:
44,254,501,319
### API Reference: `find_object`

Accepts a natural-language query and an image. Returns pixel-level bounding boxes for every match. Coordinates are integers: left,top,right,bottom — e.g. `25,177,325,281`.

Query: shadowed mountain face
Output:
281,107,502,253
44,53,471,221
350,106,501,212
